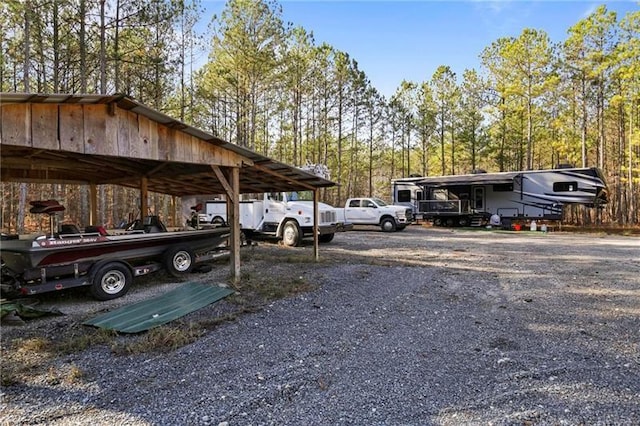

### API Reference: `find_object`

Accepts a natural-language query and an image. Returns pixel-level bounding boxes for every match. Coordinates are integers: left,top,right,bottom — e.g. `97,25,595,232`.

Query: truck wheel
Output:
380,217,396,232
211,216,226,226
163,246,195,277
90,262,132,301
282,221,301,247
458,217,469,227
319,233,335,243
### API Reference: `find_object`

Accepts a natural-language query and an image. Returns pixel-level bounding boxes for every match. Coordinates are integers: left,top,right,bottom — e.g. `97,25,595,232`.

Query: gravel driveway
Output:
2,226,639,425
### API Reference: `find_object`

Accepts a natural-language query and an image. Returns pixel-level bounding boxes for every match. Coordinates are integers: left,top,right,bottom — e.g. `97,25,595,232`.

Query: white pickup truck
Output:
203,192,347,247
335,197,413,232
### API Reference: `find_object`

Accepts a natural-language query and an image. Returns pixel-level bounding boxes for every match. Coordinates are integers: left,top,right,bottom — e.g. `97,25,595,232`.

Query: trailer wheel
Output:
90,262,132,300
211,216,226,226
319,233,335,243
163,246,195,277
380,217,396,232
434,218,442,226
282,221,301,247
396,225,406,232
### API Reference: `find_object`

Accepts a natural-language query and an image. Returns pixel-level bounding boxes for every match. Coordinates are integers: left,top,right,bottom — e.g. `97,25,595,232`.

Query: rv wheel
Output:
282,221,301,247
90,262,132,300
380,218,396,232
164,246,195,277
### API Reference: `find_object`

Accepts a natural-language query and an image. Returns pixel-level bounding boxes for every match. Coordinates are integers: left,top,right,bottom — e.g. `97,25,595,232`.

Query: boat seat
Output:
59,224,81,235
84,225,109,236
29,200,66,214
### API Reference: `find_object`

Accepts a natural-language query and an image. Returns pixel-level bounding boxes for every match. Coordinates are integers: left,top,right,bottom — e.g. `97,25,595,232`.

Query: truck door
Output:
263,193,287,224
345,199,377,224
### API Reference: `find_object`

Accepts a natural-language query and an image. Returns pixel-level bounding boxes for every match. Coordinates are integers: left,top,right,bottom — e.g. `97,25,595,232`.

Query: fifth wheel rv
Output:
392,167,608,227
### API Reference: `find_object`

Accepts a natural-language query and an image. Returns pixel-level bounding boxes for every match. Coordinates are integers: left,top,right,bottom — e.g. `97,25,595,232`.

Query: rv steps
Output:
470,216,484,227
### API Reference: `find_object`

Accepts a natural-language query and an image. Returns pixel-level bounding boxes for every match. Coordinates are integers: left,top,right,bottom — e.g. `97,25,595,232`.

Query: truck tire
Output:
163,246,195,277
281,221,302,247
90,262,132,300
380,217,396,232
318,233,335,243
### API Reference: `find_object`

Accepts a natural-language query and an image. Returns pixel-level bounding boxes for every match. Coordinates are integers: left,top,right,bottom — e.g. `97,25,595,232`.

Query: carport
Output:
0,93,335,280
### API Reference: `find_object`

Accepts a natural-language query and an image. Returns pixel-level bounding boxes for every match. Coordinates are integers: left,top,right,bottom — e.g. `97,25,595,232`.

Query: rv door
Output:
472,187,485,212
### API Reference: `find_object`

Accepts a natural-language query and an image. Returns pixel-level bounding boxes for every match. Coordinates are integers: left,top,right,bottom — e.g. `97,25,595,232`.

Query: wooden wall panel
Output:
59,105,84,153
157,125,171,160
84,104,118,156
117,109,135,157
1,104,31,146
31,104,58,150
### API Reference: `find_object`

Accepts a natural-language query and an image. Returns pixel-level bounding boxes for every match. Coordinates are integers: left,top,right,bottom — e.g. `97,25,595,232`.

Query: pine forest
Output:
1,0,639,232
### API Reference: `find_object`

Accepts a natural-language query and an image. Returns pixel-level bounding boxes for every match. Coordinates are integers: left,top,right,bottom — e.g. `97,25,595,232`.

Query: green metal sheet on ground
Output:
83,282,234,333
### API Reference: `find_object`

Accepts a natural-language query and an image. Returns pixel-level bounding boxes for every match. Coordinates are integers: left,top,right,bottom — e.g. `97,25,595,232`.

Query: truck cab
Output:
342,197,413,232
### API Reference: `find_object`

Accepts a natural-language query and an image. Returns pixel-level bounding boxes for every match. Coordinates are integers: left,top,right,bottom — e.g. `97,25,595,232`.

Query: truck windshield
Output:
373,198,387,206
287,191,314,201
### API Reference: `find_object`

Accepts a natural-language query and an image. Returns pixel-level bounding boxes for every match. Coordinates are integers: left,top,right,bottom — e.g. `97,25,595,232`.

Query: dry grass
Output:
1,248,320,386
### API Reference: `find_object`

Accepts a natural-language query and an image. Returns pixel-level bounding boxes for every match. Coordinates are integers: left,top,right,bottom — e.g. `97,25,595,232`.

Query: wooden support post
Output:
229,167,241,282
313,189,319,261
140,176,148,218
89,183,98,225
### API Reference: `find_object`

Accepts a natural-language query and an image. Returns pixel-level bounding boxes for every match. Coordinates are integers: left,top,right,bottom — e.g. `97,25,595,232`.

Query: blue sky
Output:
200,1,639,98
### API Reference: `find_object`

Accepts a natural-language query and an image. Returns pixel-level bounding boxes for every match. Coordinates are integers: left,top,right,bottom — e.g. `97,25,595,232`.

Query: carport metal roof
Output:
0,93,335,195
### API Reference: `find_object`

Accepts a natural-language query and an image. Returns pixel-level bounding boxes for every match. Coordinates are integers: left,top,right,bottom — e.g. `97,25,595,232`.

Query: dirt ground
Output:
1,225,639,424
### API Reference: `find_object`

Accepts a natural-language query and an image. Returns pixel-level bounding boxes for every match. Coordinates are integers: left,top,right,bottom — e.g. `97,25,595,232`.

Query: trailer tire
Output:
163,246,195,277
90,262,132,300
211,216,226,226
319,233,335,243
396,225,406,232
281,221,302,247
380,217,396,232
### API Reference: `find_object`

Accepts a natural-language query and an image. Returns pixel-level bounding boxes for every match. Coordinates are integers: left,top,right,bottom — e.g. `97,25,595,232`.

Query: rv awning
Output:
416,171,519,187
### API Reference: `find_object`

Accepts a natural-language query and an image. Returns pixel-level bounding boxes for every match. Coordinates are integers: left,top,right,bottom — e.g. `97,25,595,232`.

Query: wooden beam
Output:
89,183,97,225
313,189,319,261
140,176,148,218
211,165,233,198
252,163,317,191
229,167,241,283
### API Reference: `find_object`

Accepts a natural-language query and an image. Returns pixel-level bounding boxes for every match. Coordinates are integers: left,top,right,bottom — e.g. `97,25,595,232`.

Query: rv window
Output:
553,182,577,192
431,189,448,200
493,183,514,192
397,190,412,203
